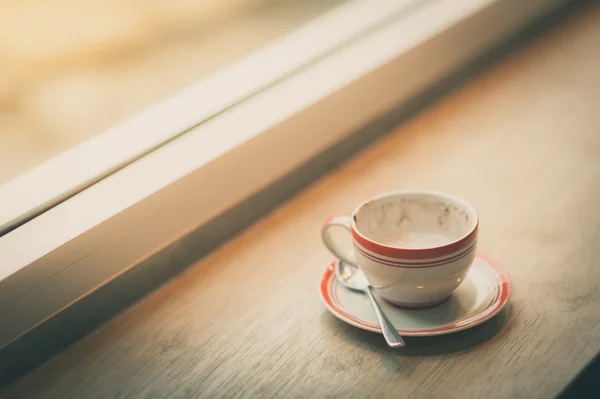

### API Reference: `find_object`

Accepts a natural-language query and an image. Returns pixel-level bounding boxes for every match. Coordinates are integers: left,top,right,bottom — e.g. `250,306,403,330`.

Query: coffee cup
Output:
321,190,478,308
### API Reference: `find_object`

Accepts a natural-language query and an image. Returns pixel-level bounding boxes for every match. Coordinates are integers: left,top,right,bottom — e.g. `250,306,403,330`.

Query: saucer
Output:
320,254,511,336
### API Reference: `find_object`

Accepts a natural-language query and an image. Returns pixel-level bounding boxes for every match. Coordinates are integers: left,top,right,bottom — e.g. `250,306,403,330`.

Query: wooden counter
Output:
2,1,599,398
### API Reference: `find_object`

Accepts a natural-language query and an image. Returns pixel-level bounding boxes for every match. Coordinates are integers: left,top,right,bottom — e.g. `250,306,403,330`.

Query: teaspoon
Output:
334,260,405,348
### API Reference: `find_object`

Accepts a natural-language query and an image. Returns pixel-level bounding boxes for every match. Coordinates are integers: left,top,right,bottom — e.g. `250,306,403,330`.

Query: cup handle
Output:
321,215,358,267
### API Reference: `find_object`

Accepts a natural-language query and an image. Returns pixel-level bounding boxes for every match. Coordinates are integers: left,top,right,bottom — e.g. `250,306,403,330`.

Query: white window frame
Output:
0,0,425,237
0,0,571,350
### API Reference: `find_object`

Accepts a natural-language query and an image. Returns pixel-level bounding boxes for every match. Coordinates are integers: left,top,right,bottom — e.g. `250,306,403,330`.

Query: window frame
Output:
0,0,571,350
0,0,425,236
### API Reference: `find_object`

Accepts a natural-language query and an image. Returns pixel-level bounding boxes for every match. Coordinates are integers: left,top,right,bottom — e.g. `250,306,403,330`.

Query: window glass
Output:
0,0,349,183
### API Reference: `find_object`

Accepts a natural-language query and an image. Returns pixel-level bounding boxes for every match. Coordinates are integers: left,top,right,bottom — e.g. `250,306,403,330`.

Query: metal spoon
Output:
335,260,405,348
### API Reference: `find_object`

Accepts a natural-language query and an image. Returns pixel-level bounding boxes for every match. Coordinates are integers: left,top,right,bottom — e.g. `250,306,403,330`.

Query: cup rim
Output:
350,190,479,260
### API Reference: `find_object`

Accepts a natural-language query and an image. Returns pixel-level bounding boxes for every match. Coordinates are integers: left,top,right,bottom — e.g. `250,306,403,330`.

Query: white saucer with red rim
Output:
320,254,511,336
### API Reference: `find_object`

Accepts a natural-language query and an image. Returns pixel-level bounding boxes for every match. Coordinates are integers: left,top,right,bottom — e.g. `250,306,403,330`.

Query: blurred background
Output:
0,0,348,184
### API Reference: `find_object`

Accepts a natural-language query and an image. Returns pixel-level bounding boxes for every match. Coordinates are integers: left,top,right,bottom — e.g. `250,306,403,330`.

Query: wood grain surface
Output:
3,2,600,398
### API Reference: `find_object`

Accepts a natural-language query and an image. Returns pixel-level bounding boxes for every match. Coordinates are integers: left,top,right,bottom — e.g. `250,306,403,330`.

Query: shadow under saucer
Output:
321,303,511,357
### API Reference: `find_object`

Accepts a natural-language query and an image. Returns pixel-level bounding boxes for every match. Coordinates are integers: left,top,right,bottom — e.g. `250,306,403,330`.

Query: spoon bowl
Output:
335,260,369,290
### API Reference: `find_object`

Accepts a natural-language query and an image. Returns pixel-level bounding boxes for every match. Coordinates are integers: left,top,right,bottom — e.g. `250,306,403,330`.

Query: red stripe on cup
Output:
351,223,478,260
354,242,475,268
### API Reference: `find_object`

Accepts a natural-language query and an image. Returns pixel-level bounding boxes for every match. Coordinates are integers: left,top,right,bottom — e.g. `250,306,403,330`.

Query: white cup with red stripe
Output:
321,190,478,309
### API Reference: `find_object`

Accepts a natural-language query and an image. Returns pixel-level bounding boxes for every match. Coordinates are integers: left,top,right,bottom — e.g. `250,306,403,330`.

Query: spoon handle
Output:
364,286,405,348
